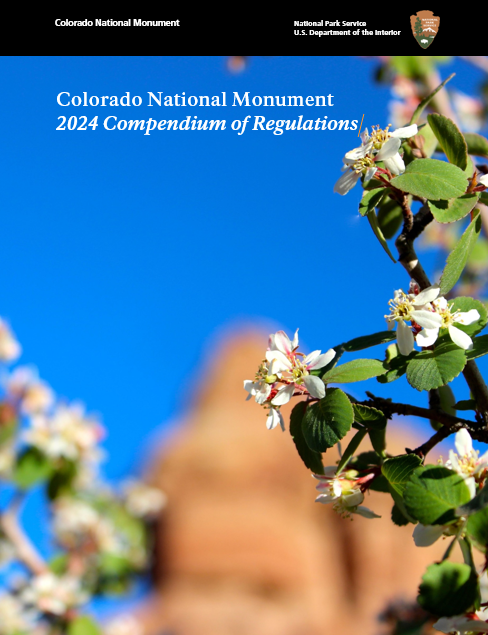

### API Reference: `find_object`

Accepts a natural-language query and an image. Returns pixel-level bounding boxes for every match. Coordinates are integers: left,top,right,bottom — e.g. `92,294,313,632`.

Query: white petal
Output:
411,310,443,329
271,331,293,355
255,384,271,405
265,350,291,371
306,348,336,370
434,616,488,634
334,170,360,195
455,428,473,456
266,408,284,431
396,321,414,356
480,174,488,187
413,524,446,547
291,329,299,350
342,490,364,507
455,309,480,326
243,380,255,395
415,327,439,348
448,450,460,472
315,494,334,504
364,166,377,183
465,476,477,499
344,145,368,161
449,325,473,350
354,506,381,519
271,384,294,406
384,154,405,175
376,137,401,160
303,375,326,399
390,124,418,139
414,285,440,305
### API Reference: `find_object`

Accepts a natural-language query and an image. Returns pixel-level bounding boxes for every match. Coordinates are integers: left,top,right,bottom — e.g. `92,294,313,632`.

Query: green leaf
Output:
409,73,455,125
382,454,422,498
418,561,479,616
404,465,472,525
0,421,17,446
47,460,78,500
342,331,396,353
98,552,132,576
467,334,488,361
359,188,386,217
302,388,354,453
382,454,422,523
454,399,477,410
68,616,101,635
377,347,412,384
336,427,368,473
13,448,52,489
369,428,387,456
428,194,479,224
353,404,387,430
390,158,468,201
406,342,467,392
289,401,324,474
322,358,387,384
377,198,403,239
427,114,468,170
366,210,396,263
464,132,488,158
448,297,487,338
467,507,488,552
391,503,409,526
456,482,488,518
439,210,482,295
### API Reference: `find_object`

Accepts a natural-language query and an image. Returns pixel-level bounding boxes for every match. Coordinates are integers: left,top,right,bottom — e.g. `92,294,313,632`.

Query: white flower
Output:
0,319,21,363
23,403,104,463
21,573,89,616
5,366,54,415
0,593,36,635
266,330,335,400
416,297,480,351
314,467,380,519
385,285,443,355
245,330,335,431
334,124,418,195
445,428,488,497
480,174,488,188
122,479,167,518
434,613,488,634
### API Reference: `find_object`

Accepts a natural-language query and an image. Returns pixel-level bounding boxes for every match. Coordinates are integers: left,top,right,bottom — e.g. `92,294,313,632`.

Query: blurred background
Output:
2,56,488,634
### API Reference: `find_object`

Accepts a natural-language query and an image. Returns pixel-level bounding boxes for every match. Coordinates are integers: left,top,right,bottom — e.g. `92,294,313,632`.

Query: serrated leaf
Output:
13,448,52,489
382,454,422,497
353,404,387,430
342,331,396,353
359,188,386,217
377,198,403,239
404,465,472,525
467,507,488,552
464,132,488,158
289,401,324,474
456,482,488,517
428,194,479,224
366,210,397,263
467,334,488,361
418,561,479,616
427,114,468,170
322,358,387,384
377,349,412,384
68,616,101,635
301,388,353,453
391,503,409,526
406,343,467,392
390,158,468,200
439,210,482,295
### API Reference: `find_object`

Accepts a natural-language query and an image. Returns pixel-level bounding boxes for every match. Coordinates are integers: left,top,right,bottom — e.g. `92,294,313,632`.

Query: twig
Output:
0,495,47,575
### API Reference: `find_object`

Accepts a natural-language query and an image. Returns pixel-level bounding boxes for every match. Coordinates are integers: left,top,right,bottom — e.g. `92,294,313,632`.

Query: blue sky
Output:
1,55,486,482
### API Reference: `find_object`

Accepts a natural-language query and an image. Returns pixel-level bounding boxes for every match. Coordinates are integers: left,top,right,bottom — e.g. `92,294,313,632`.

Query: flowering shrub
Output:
0,323,165,634
245,72,488,634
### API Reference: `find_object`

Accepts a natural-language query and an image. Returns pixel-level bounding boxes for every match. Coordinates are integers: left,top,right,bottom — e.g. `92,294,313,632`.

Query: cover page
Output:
2,43,488,635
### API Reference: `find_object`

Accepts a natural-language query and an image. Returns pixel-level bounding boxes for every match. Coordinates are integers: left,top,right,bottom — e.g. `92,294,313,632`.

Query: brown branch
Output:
0,495,48,575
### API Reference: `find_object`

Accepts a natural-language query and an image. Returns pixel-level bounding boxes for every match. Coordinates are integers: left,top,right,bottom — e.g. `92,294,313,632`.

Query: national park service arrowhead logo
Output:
410,10,440,48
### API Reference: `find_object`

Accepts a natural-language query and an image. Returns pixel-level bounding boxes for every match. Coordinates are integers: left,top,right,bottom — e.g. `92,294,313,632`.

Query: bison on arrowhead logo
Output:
410,10,440,49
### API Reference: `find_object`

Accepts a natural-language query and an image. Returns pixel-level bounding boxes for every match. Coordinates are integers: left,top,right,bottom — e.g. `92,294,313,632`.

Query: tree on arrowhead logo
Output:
410,10,440,49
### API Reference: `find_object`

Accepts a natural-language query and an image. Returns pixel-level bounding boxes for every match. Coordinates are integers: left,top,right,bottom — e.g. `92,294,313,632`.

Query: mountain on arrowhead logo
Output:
410,10,440,49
